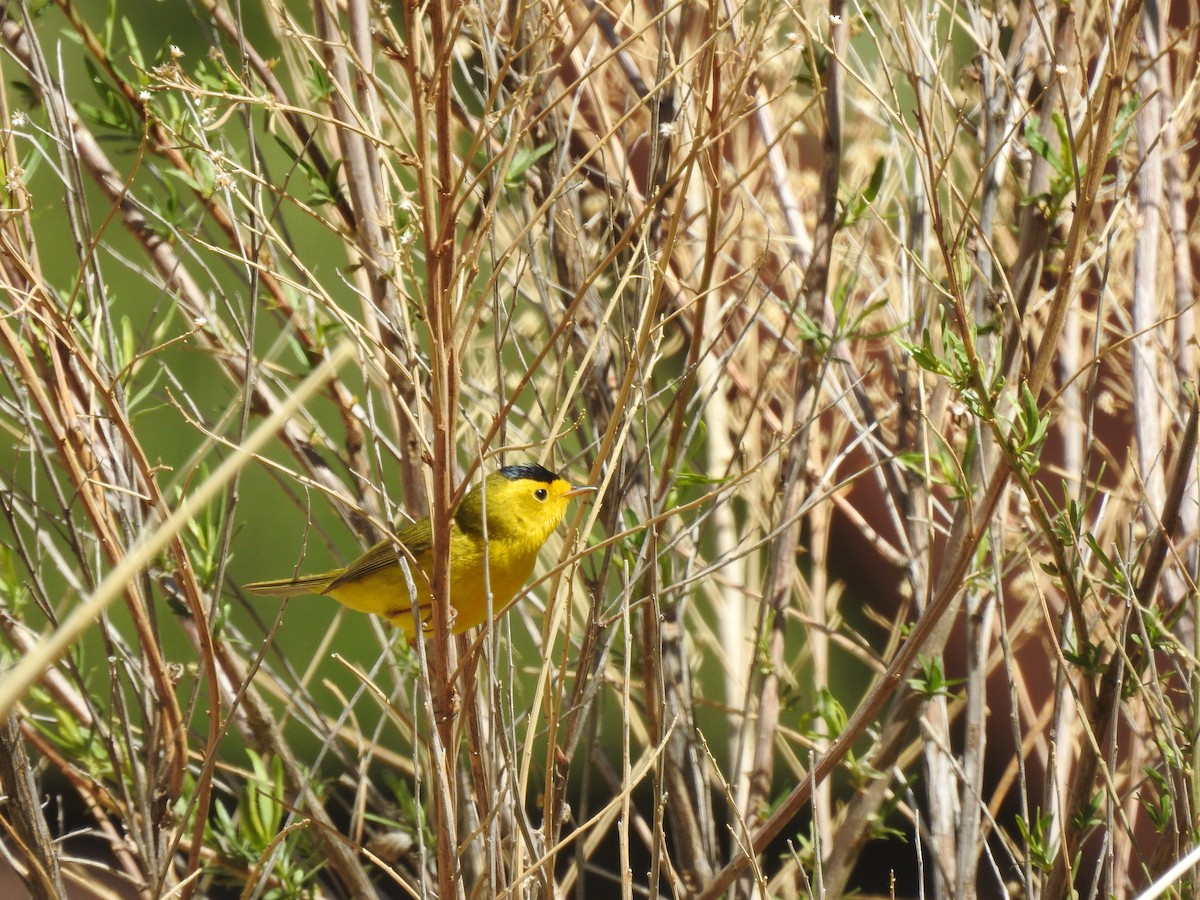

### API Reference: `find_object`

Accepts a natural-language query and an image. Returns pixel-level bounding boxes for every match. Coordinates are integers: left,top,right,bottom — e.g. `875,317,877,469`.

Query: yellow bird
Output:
244,463,595,637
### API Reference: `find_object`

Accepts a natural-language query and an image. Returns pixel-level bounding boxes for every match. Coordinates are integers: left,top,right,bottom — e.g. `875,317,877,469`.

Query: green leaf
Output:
1082,532,1126,590
243,750,285,849
1110,94,1139,157
1015,810,1056,871
1023,117,1055,167
673,468,730,487
310,158,344,207
306,59,335,100
863,157,886,203
0,545,28,614
1139,766,1172,830
906,655,963,698
1070,791,1103,831
897,329,954,377
505,141,554,187
120,16,145,70
1062,637,1102,674
1052,112,1072,174
842,158,886,226
814,688,847,734
79,58,138,133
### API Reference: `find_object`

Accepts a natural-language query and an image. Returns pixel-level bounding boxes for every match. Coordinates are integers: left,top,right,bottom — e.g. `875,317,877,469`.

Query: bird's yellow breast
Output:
323,532,543,636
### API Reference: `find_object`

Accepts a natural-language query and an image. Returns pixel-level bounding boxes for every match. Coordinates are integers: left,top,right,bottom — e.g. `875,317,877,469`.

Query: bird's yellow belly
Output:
324,547,539,637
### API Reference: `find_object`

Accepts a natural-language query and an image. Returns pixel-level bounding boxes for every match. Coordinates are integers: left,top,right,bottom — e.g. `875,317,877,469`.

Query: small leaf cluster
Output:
898,313,1002,422
209,751,322,898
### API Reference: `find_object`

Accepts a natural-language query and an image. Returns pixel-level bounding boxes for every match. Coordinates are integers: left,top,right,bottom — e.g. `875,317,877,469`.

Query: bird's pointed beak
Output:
565,484,599,499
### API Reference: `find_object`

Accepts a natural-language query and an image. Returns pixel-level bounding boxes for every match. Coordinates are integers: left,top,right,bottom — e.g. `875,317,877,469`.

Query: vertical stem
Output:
0,716,67,900
1130,9,1166,522
400,0,461,890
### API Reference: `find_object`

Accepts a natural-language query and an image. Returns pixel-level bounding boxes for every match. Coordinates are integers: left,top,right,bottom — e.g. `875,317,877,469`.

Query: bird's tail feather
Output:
243,575,332,598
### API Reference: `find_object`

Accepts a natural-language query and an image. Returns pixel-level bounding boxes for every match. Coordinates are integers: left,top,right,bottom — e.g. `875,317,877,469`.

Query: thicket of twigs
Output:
0,0,1197,897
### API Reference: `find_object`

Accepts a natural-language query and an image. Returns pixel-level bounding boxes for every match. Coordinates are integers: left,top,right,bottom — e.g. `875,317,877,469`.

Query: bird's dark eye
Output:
534,488,548,501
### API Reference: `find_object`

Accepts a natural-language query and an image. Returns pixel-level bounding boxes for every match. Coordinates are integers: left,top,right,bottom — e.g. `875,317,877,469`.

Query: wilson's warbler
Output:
244,463,595,636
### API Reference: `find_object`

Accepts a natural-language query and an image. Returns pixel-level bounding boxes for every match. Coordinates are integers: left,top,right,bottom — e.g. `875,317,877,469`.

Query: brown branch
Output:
0,715,68,900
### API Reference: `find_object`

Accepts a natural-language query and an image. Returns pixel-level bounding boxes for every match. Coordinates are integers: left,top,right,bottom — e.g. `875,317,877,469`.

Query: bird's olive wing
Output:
324,520,434,593
393,517,434,555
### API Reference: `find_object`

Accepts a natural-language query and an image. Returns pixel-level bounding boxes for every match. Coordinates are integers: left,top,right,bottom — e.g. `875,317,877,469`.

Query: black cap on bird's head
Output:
499,463,560,484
